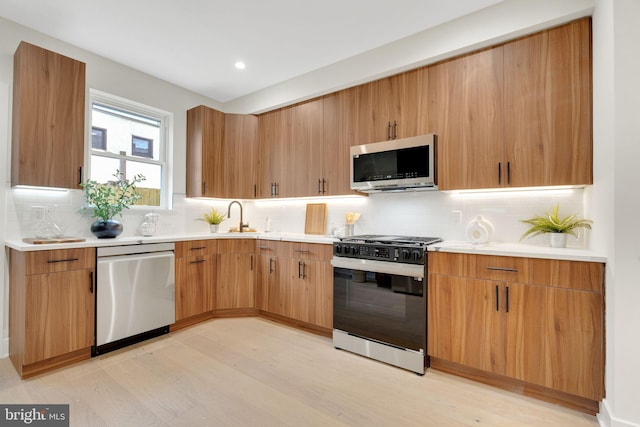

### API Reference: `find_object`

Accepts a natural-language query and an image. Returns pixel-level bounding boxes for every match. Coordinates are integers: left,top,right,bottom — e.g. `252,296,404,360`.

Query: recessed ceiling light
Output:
234,61,246,70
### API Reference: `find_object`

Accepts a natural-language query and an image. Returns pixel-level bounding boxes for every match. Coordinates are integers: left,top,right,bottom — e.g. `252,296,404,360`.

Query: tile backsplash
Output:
5,186,590,248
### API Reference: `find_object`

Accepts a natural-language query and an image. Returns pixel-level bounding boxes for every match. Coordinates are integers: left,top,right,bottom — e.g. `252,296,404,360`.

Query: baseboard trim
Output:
598,399,640,427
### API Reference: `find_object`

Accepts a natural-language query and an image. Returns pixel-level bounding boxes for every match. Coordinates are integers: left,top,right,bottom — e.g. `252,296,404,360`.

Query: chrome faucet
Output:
227,200,247,232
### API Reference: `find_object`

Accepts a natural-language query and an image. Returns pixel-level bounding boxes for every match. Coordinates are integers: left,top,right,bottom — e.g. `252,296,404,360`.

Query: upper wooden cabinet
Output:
11,41,86,189
430,18,592,190
357,69,429,144
186,106,258,198
186,105,225,197
224,114,258,198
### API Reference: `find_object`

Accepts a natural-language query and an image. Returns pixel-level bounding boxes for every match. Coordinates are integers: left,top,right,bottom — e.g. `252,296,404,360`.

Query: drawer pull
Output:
295,250,311,253
495,285,499,312
189,259,206,264
506,285,510,313
256,245,270,249
486,266,518,273
190,246,207,251
47,258,79,264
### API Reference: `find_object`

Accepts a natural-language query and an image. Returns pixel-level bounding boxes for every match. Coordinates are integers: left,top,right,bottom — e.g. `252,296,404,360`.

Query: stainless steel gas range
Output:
331,235,442,374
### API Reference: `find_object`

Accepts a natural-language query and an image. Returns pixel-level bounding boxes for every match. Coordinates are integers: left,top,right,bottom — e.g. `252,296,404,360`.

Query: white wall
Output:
593,0,640,426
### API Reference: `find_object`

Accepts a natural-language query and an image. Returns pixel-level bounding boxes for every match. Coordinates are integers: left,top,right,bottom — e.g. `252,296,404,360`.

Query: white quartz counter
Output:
5,232,337,252
428,241,607,263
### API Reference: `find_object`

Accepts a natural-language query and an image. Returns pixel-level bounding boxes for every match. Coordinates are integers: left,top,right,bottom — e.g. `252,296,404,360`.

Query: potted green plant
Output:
198,208,226,233
81,170,146,238
520,204,593,248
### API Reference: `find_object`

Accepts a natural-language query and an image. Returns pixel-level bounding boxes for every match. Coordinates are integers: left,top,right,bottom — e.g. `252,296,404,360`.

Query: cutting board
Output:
22,237,86,244
304,203,327,235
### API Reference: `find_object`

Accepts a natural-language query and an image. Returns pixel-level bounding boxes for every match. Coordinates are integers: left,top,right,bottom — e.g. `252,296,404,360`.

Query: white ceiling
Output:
0,0,502,104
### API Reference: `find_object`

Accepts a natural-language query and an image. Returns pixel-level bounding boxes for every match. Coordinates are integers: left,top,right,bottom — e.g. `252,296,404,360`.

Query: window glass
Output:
88,91,172,208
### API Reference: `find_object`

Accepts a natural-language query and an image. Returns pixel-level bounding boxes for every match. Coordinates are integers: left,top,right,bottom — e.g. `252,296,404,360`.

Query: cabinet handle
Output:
254,184,257,198
203,181,206,194
78,167,83,186
294,249,311,253
269,257,274,274
190,246,207,251
89,271,94,293
505,286,510,313
256,245,270,249
301,261,307,279
322,178,326,194
47,258,79,264
189,259,206,264
507,162,511,185
298,261,302,279
387,121,391,140
495,285,499,312
318,178,322,194
393,120,397,139
250,255,254,271
275,183,279,197
498,162,502,185
486,266,518,273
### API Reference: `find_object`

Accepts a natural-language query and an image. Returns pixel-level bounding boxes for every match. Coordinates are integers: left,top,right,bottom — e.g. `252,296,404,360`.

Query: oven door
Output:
331,258,425,352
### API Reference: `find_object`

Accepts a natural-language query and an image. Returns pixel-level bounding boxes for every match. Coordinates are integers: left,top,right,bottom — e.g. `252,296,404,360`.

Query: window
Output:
88,90,173,209
91,127,107,150
131,135,153,158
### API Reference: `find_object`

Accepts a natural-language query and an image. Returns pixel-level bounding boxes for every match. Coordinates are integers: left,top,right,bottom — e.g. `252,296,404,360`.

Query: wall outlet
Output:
450,210,462,225
32,206,46,222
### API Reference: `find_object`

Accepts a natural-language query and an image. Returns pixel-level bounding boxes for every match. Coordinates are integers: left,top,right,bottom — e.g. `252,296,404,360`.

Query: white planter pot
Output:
210,224,219,233
549,233,567,248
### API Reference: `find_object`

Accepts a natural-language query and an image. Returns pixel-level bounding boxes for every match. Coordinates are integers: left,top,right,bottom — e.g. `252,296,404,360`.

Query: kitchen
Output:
0,0,638,426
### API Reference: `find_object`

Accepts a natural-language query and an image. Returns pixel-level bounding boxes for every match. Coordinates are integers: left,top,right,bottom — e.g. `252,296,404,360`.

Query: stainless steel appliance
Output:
94,242,175,355
350,134,437,193
332,235,442,374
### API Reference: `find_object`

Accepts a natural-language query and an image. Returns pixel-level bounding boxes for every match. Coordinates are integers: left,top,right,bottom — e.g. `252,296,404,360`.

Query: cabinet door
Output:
428,48,504,190
283,99,324,197
285,259,310,323
503,18,592,187
175,255,215,320
504,283,603,400
186,106,225,197
306,259,333,329
427,274,504,374
390,68,429,139
356,78,393,144
322,88,359,196
216,253,255,309
12,42,86,189
224,114,258,199
257,109,286,198
24,270,94,364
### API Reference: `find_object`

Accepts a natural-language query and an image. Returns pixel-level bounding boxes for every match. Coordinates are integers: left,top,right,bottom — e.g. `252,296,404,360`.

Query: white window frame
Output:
87,89,173,210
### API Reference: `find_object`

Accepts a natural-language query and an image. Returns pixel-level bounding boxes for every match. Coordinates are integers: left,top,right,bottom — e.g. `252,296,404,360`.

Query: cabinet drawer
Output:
218,239,255,254
428,252,476,277
255,239,283,254
286,242,332,261
24,248,95,275
175,240,218,258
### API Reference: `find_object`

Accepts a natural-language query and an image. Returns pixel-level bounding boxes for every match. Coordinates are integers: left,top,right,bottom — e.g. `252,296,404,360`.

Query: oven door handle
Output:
330,257,424,279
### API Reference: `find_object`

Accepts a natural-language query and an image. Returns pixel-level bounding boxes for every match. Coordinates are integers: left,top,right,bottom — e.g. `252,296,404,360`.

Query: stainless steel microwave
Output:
350,134,437,193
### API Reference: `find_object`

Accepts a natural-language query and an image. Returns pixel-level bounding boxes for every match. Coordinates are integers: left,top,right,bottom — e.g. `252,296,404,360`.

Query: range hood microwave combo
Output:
350,134,437,193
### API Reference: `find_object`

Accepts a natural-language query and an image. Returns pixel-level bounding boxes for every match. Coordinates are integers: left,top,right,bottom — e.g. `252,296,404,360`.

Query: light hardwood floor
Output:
0,317,599,426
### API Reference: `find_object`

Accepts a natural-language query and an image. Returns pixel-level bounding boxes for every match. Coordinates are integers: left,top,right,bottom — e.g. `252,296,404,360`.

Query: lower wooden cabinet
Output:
175,240,217,321
216,239,256,310
256,240,332,330
9,248,95,378
427,252,604,412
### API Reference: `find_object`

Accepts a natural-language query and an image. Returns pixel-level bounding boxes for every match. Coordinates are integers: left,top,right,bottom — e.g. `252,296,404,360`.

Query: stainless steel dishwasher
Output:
94,242,175,355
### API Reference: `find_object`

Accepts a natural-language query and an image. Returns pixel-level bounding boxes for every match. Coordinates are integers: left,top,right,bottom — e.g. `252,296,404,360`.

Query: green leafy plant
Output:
520,204,593,240
198,208,226,225
80,170,146,222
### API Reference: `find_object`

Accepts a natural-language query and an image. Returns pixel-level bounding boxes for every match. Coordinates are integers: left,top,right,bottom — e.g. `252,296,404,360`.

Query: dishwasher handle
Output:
97,250,175,263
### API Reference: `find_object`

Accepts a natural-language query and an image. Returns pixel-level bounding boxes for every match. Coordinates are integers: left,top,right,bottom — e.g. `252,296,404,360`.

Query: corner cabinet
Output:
427,251,604,414
9,248,95,378
430,18,592,190
186,106,225,197
174,240,218,328
11,41,86,189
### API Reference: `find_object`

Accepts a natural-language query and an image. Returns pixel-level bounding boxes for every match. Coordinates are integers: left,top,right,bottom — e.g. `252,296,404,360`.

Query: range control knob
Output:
351,246,359,255
335,245,343,254
412,250,423,262
401,249,411,260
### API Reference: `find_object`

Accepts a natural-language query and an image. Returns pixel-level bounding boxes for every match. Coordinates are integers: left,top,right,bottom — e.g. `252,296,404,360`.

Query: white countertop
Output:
428,241,607,263
5,232,337,252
